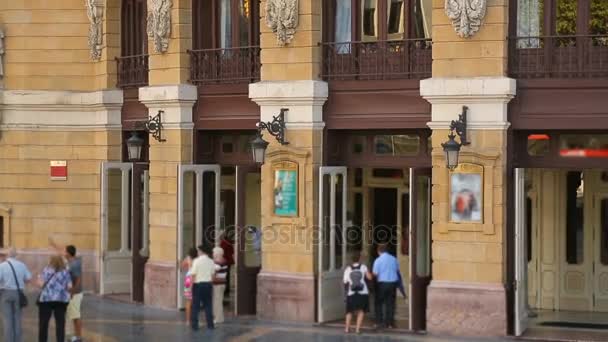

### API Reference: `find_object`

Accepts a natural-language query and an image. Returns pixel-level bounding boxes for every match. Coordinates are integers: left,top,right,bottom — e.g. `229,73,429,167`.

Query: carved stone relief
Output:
86,0,104,61
147,0,172,53
265,0,298,47
444,0,487,39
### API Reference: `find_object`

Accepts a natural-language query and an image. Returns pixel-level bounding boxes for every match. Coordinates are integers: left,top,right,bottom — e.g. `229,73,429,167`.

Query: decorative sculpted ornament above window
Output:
147,0,172,53
266,0,299,47
444,0,487,38
85,0,104,61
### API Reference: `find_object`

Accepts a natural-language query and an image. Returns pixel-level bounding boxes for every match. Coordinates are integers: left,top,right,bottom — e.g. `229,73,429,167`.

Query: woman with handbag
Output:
37,255,72,342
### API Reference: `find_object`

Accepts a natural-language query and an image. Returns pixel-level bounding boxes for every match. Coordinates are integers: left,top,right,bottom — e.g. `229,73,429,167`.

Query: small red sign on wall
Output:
50,161,67,181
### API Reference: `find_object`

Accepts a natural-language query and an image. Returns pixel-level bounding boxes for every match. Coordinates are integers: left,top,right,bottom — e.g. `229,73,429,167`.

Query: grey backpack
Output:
349,264,364,293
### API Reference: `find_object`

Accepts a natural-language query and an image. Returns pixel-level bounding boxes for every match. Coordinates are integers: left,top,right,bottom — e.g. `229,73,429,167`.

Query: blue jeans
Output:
191,282,214,330
0,290,22,342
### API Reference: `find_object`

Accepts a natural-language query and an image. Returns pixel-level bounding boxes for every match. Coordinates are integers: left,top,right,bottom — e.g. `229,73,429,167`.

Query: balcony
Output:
320,39,432,81
509,35,608,79
189,46,261,85
116,54,149,88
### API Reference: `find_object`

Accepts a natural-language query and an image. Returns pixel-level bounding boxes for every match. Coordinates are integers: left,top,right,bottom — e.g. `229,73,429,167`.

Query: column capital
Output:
249,80,328,129
138,84,196,129
421,77,516,130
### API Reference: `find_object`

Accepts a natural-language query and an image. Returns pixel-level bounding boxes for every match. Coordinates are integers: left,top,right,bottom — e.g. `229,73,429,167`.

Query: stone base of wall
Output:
257,271,315,322
427,281,506,337
17,249,99,293
144,261,177,309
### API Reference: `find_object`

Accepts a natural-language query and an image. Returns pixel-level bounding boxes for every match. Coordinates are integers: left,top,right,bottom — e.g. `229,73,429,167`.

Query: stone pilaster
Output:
249,80,327,322
139,84,195,308
421,77,515,336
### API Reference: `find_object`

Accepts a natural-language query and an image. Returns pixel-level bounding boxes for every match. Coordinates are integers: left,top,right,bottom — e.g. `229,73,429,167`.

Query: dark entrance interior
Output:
371,188,398,260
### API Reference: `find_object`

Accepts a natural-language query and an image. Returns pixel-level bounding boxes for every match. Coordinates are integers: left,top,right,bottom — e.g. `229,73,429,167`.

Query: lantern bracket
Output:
257,108,289,146
135,110,166,142
449,106,470,146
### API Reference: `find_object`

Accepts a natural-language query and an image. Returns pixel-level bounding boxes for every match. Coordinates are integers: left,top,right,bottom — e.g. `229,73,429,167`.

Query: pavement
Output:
1,294,519,342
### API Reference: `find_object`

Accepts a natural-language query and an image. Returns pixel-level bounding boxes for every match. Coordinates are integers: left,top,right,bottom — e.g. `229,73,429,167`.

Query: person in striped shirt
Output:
212,247,228,324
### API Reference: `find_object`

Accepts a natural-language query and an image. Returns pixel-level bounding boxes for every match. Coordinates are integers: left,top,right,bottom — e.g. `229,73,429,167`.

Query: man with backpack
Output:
342,251,372,334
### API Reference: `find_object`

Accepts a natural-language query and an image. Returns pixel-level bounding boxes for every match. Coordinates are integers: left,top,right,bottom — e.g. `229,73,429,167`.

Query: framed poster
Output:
273,162,298,217
449,163,483,223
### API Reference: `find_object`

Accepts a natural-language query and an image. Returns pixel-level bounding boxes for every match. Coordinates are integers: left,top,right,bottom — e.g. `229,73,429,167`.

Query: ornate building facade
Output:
0,0,607,339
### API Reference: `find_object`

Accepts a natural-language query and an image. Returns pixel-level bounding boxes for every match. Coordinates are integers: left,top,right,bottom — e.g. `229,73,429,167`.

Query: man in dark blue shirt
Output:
372,243,399,329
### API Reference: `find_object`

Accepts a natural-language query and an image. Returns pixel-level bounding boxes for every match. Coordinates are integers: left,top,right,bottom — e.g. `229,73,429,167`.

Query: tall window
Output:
328,0,432,43
121,0,147,56
193,0,259,50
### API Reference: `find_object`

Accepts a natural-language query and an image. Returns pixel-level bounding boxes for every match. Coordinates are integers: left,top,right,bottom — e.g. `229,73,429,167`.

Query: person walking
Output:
180,247,198,324
37,255,73,342
219,234,234,300
212,247,228,324
0,247,32,342
190,245,215,331
343,252,372,334
372,243,399,329
49,237,84,342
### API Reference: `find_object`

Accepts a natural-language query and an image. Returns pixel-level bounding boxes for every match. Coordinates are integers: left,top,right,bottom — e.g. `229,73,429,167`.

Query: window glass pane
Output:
220,0,232,48
601,198,608,265
372,168,404,179
107,169,124,252
335,0,352,43
401,193,409,256
335,174,345,268
352,136,366,154
516,0,544,48
387,0,404,36
347,193,364,253
238,0,250,46
322,174,331,271
527,134,550,156
362,0,377,39
182,171,196,254
566,171,584,265
244,172,262,268
412,0,433,39
354,168,363,187
374,135,420,156
559,134,608,158
556,0,576,46
415,175,430,277
590,0,608,46
526,196,533,262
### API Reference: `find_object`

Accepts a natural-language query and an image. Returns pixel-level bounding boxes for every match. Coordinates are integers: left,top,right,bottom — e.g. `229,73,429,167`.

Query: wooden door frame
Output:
131,163,149,303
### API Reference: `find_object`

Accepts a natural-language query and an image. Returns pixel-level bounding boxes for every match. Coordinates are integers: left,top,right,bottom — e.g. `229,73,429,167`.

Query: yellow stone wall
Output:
148,0,192,85
260,129,322,274
0,130,122,249
259,0,322,81
431,0,508,77
430,129,507,283
147,129,192,263
0,0,120,91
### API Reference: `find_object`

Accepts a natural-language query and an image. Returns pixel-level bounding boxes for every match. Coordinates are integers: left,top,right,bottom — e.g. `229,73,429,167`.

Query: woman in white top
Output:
343,252,373,334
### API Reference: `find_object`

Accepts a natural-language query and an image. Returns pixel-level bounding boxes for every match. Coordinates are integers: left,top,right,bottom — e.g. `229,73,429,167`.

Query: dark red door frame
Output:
131,162,149,303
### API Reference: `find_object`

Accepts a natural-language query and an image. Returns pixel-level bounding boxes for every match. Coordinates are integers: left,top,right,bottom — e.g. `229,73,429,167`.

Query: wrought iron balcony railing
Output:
320,39,432,81
509,35,608,78
189,46,261,85
116,54,149,88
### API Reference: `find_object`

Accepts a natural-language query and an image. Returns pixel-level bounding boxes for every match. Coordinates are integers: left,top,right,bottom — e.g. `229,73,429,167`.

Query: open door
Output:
514,168,529,336
131,163,149,303
177,164,221,308
317,167,347,322
101,162,133,295
235,165,261,315
409,167,432,332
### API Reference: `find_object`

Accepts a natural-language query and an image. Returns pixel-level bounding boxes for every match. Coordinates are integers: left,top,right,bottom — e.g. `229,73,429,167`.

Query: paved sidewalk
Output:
1,294,517,341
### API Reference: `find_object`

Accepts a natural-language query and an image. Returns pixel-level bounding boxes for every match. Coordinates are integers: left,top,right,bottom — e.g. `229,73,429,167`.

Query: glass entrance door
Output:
409,167,431,331
318,166,347,322
177,164,221,308
101,162,133,295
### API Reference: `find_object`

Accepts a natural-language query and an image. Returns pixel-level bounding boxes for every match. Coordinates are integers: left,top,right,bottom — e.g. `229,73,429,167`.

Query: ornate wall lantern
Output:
442,106,471,170
251,108,289,165
126,110,166,161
